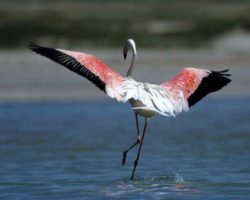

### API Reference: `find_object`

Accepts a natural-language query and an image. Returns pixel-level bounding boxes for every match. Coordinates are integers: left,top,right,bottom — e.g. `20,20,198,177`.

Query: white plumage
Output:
118,77,189,117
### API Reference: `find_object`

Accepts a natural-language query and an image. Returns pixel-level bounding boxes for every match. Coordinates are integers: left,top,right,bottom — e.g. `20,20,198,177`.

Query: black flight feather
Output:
28,42,106,92
188,69,231,107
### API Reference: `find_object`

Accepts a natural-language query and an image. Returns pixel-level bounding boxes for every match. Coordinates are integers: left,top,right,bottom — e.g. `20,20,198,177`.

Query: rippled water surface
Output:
0,97,249,199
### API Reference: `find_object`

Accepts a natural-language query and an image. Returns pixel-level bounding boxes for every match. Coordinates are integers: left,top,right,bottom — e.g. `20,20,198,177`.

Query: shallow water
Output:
0,97,249,199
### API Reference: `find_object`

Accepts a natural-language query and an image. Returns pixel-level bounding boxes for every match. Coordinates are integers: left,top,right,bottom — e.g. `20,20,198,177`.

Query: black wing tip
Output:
27,41,39,50
27,42,51,53
212,69,232,83
188,68,232,107
27,42,57,58
209,68,232,89
27,42,46,55
218,69,229,73
212,69,231,77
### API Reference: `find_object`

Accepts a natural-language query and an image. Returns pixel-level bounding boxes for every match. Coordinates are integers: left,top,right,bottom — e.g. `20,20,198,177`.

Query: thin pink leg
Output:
122,114,141,165
131,118,148,180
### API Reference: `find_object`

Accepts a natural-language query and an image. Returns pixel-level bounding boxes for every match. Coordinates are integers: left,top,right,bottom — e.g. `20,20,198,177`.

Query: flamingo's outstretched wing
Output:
28,42,124,100
161,68,231,107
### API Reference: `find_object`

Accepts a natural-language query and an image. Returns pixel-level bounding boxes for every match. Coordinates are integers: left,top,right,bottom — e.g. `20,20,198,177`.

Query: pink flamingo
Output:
28,39,231,180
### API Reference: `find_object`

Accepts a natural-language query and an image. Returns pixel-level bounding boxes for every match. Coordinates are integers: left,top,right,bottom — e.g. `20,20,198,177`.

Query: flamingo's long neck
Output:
126,42,137,77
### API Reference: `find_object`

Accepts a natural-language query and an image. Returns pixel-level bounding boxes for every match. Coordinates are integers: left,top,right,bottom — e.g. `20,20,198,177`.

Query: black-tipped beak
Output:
123,46,128,60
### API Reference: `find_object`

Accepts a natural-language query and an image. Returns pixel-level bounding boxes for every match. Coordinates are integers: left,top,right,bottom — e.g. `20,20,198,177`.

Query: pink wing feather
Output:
161,68,210,100
28,43,124,100
161,68,231,107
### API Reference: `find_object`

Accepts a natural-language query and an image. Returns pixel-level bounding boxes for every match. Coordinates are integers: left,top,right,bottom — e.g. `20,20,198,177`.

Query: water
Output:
0,97,249,199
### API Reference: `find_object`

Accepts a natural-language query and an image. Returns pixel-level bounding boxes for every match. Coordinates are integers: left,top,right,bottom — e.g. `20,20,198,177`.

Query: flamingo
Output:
28,39,231,180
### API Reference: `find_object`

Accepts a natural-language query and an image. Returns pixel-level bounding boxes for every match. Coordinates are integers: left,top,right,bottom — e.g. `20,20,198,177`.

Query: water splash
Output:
174,172,185,184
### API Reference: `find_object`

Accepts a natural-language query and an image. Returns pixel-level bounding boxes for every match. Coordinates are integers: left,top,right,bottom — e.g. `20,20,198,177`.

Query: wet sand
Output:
0,48,249,101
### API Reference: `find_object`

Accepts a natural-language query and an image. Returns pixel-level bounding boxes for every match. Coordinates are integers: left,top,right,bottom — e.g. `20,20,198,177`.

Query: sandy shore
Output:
0,48,249,101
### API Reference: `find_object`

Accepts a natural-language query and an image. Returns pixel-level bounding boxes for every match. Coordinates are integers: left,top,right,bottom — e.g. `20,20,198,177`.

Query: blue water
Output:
0,97,249,199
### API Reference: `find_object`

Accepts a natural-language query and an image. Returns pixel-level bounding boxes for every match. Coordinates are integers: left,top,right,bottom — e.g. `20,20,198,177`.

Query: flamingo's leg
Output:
131,118,148,180
122,114,141,165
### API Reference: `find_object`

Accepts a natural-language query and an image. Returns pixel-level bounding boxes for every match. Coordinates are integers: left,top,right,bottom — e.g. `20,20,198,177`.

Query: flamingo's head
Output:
123,39,137,60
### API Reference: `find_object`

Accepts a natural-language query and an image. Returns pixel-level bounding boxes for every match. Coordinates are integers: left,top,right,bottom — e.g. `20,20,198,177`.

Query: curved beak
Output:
123,44,129,60
123,39,136,60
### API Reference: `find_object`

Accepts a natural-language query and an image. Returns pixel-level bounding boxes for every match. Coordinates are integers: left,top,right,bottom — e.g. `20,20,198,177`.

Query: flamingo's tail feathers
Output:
188,69,231,107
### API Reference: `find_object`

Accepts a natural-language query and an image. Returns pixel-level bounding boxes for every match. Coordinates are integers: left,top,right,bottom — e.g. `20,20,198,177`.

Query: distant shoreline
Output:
0,48,249,102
